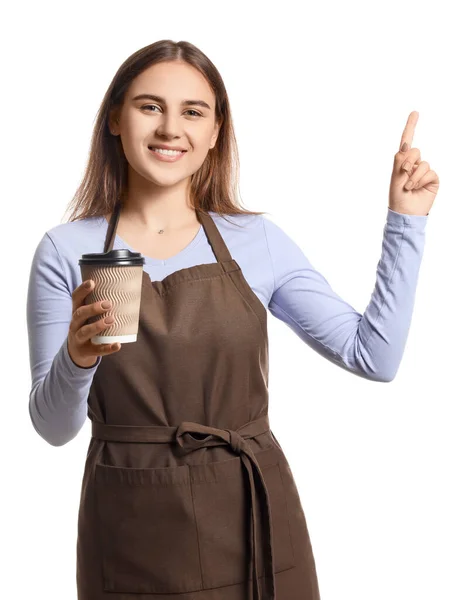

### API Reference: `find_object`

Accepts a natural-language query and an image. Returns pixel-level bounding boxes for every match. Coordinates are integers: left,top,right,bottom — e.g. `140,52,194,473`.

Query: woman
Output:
27,40,439,599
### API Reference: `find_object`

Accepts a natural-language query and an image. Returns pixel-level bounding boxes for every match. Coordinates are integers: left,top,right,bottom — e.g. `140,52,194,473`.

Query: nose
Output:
155,113,185,139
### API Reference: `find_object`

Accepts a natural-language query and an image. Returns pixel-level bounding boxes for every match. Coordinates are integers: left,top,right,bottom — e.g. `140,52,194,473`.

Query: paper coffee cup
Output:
79,249,145,344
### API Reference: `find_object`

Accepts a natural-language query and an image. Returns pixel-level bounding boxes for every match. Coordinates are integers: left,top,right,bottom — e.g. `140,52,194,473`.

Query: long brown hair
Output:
64,40,266,223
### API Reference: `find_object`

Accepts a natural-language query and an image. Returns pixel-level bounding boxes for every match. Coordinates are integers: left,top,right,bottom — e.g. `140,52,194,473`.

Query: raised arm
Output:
263,208,428,382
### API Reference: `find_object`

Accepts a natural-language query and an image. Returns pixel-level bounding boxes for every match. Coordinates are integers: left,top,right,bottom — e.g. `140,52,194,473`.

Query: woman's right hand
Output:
67,279,121,368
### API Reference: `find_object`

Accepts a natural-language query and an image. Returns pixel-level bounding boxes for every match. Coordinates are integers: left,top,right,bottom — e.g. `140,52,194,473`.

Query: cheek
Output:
119,142,143,170
186,148,211,171
118,130,140,157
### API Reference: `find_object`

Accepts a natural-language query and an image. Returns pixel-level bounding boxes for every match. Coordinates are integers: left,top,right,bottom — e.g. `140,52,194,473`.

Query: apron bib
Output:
76,201,321,599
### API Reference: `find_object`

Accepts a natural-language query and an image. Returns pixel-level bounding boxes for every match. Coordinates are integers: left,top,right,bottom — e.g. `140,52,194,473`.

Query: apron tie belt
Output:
92,414,276,600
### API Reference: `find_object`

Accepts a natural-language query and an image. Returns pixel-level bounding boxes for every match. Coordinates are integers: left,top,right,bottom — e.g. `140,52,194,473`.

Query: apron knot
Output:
225,429,245,454
175,421,214,453
174,421,247,457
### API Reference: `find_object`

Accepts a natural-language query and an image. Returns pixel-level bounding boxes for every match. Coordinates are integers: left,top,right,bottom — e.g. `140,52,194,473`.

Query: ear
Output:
108,107,121,134
210,119,222,149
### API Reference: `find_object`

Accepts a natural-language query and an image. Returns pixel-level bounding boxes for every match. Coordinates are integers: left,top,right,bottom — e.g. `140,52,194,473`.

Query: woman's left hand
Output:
388,111,439,216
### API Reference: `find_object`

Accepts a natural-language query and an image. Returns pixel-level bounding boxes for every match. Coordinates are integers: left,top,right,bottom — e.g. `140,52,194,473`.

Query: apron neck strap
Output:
103,199,121,254
103,201,233,264
195,209,233,263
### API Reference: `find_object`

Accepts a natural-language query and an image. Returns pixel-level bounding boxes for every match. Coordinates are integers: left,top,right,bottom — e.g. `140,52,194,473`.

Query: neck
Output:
119,171,197,232
118,194,197,234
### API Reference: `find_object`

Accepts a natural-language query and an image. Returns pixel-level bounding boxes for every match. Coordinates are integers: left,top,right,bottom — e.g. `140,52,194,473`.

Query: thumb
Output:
393,141,410,175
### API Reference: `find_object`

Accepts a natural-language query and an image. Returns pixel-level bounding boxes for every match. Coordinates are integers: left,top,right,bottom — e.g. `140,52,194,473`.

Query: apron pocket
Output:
94,462,203,594
191,444,296,589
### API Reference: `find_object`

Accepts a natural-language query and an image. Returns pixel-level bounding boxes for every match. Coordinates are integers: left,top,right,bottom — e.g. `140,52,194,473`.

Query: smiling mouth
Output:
148,146,187,153
148,146,188,162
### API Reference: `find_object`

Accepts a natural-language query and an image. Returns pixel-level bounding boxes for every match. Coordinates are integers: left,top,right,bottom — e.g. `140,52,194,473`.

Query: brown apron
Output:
76,201,321,599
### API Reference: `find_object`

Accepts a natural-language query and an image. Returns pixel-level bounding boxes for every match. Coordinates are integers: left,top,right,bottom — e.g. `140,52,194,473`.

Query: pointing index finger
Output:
400,111,419,151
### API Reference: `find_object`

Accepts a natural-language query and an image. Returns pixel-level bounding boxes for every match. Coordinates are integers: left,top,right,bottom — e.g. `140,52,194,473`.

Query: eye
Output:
141,105,202,117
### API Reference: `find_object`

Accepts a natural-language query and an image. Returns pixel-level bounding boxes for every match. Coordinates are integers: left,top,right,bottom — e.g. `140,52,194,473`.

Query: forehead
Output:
126,61,215,104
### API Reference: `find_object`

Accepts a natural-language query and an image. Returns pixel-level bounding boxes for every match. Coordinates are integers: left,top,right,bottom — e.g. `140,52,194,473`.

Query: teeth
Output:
150,147,184,156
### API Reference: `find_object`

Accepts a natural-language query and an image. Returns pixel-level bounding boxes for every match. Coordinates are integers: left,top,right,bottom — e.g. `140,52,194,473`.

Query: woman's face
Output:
109,61,220,189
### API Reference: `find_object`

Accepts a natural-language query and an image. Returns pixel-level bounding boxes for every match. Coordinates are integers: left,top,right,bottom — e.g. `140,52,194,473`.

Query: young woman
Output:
27,39,439,600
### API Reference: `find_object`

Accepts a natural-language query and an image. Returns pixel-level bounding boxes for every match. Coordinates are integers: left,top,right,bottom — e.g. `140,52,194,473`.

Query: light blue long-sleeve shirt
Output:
26,208,428,446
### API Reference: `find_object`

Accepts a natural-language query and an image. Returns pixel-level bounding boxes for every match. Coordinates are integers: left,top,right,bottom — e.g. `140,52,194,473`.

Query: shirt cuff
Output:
387,207,429,231
62,337,102,377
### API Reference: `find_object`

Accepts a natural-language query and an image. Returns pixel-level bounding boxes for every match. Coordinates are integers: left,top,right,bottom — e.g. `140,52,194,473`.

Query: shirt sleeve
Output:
26,232,102,446
262,208,428,382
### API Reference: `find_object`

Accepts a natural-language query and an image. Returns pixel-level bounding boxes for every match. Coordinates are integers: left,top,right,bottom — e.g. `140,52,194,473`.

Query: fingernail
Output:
405,180,414,189
400,142,408,152
85,280,92,288
402,161,411,172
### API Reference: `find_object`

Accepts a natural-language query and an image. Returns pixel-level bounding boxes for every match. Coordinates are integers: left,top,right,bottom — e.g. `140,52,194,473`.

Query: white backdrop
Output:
3,1,468,598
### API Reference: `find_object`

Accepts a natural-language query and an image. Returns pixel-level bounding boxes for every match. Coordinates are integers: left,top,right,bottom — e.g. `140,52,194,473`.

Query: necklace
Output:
117,196,167,234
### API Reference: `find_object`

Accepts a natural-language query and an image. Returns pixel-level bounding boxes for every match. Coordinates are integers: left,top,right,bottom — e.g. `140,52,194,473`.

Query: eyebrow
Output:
132,94,211,110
